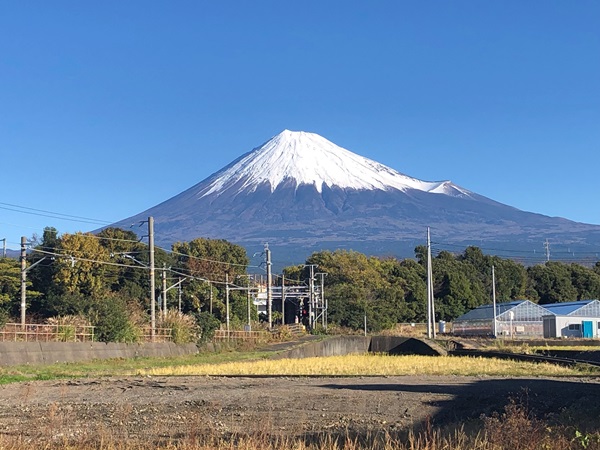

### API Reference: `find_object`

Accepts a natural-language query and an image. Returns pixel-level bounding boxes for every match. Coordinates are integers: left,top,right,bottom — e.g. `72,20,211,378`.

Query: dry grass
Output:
134,354,593,377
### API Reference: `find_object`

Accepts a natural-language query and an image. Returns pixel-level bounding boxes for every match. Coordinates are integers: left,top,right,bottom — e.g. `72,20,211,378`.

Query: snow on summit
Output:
200,130,471,197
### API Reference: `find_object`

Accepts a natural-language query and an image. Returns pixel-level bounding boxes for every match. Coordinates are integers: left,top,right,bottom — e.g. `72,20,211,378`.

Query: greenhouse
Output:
452,300,551,337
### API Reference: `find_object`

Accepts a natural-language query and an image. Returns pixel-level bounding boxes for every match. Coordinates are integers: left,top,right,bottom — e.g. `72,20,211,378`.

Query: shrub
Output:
194,311,221,343
86,293,140,343
158,310,197,344
46,315,91,342
0,308,9,329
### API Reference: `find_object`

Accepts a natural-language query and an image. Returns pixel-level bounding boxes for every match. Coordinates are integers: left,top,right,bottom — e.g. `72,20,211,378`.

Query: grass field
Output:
0,350,597,384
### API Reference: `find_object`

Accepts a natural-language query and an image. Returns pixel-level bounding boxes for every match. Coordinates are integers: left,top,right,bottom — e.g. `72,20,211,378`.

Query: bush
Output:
87,294,140,343
194,311,221,343
0,307,9,329
46,315,91,342
159,310,198,344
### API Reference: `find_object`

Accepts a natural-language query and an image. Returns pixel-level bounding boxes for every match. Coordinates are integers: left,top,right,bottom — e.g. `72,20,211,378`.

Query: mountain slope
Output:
107,130,600,264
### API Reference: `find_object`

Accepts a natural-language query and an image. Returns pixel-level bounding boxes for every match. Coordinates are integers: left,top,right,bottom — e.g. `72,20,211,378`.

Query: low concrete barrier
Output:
370,336,446,356
272,336,369,359
0,342,199,366
272,336,446,359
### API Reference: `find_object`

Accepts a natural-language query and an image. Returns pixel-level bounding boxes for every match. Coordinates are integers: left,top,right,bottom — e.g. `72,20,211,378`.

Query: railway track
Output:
449,349,600,368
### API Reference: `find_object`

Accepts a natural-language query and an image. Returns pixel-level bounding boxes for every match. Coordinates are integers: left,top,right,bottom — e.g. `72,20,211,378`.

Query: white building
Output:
542,300,600,338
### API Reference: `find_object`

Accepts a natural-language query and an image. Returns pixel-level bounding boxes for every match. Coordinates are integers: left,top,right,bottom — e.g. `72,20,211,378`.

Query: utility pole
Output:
209,281,213,314
148,216,156,341
544,239,550,262
225,272,230,334
247,275,251,331
492,265,497,338
426,227,436,339
265,243,272,329
281,275,285,325
178,277,182,313
19,237,47,329
20,236,26,330
162,263,167,318
1,238,6,258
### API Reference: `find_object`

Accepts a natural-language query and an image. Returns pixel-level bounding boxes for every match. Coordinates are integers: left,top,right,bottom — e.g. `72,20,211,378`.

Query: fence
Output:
0,323,95,342
141,327,173,343
213,330,271,342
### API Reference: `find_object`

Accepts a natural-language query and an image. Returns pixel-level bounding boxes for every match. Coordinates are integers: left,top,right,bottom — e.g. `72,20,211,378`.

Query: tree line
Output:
1,226,600,338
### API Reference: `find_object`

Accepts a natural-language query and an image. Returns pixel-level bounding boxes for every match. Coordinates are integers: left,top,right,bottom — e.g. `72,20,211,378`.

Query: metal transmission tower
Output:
544,239,550,262
304,264,318,330
315,272,328,329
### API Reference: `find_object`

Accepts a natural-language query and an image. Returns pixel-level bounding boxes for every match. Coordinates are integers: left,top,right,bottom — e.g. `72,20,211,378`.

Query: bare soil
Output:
0,374,598,445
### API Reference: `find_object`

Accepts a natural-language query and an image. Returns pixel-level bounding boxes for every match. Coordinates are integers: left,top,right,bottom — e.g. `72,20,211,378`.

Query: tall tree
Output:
53,233,110,297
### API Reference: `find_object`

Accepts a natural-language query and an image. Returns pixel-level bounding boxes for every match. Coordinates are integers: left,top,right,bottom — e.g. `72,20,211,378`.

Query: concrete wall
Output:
370,336,446,356
272,336,445,359
0,342,199,366
272,336,370,359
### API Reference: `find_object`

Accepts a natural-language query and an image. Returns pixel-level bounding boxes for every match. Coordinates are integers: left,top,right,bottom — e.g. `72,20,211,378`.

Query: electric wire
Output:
0,203,112,225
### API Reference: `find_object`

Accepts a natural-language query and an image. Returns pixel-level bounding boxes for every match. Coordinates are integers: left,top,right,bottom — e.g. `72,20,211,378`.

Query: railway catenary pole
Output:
226,272,230,334
265,243,272,330
162,263,167,318
20,236,26,329
492,265,497,337
148,217,156,341
281,274,285,325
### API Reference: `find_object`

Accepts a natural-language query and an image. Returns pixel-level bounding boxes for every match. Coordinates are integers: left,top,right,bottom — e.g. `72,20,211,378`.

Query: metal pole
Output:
162,263,167,318
1,238,6,258
266,243,272,330
225,273,230,334
178,277,182,313
318,273,326,327
281,275,285,325
247,276,251,331
308,265,315,329
426,227,432,339
20,236,27,329
148,217,156,341
492,265,497,337
209,281,213,314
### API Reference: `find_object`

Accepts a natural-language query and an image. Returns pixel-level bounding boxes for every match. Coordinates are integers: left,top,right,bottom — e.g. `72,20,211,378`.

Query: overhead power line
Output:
0,202,113,225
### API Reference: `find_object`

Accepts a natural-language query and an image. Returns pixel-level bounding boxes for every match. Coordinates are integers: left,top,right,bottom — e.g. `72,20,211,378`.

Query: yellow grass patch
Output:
134,354,590,377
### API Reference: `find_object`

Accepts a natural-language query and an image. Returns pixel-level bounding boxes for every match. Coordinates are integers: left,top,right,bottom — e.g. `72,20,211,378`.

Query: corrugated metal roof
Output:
542,300,598,316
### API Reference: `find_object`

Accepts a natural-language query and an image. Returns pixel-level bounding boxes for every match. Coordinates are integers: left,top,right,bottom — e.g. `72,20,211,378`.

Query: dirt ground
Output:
0,374,598,444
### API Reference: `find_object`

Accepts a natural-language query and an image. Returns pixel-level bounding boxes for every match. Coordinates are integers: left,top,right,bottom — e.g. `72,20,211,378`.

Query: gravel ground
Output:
0,374,598,445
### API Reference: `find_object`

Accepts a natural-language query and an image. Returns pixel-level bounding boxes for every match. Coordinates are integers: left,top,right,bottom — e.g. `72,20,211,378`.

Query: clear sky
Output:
1,1,599,250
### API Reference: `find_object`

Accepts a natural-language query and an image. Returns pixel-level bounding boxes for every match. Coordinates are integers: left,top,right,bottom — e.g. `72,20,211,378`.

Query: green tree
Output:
53,233,110,297
527,262,578,304
87,293,139,343
569,263,600,299
173,238,249,323
0,258,21,322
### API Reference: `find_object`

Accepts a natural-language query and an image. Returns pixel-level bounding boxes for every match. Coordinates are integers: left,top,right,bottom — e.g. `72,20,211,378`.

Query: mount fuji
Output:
108,130,600,264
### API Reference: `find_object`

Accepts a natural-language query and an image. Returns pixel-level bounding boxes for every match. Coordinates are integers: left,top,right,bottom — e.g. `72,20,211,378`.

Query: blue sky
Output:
1,1,599,250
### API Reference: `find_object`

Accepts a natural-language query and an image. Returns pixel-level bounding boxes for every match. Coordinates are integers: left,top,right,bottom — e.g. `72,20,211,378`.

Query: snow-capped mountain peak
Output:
199,130,472,198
